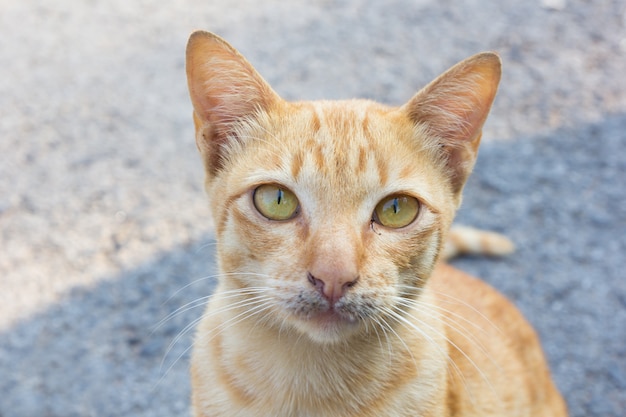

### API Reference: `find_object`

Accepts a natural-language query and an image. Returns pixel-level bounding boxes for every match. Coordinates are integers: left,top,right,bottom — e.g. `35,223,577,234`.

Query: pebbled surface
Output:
1,0,625,415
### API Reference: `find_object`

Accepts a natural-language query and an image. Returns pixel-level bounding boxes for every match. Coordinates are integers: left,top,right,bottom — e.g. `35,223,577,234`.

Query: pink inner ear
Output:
186,32,279,135
413,66,499,144
402,53,501,195
186,32,281,175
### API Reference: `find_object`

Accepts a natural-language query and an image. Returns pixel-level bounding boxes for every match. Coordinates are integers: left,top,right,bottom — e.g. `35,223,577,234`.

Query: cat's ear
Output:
186,31,281,175
402,52,501,197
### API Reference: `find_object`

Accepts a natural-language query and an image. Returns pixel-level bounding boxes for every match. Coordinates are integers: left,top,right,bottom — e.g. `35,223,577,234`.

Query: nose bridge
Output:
314,218,358,263
307,221,360,301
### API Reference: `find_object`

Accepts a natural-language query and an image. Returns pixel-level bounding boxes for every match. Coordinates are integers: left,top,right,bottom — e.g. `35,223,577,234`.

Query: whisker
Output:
155,313,205,383
194,240,218,255
389,301,500,404
368,314,394,366
379,307,419,368
396,297,501,378
154,299,275,392
382,305,474,400
397,289,506,385
152,295,212,335
394,296,488,347
154,285,272,335
162,272,273,307
397,284,503,336
160,291,273,368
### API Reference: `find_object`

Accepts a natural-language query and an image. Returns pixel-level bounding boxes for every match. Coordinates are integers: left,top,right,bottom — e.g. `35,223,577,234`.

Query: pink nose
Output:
307,272,359,305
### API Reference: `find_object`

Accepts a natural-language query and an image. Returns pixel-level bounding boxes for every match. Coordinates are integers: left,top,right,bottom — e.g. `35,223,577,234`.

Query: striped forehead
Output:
289,101,391,188
234,100,439,221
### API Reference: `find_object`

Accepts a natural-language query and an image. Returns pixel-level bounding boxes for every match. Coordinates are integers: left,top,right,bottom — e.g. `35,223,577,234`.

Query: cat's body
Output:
185,31,567,417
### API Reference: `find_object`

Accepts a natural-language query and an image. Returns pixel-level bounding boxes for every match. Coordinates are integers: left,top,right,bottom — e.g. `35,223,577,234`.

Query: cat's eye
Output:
253,184,299,221
373,195,420,229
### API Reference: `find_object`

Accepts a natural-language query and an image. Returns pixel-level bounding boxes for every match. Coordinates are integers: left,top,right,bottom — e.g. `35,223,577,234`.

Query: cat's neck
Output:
201,285,449,415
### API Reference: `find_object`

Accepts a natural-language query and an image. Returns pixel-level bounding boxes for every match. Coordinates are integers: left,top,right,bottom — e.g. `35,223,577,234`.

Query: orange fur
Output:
442,225,515,260
185,31,567,417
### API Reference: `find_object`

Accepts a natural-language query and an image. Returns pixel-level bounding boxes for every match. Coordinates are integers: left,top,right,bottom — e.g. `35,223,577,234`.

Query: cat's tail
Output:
442,225,515,260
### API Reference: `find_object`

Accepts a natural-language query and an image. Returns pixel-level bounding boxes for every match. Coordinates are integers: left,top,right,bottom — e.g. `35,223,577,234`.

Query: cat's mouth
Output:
298,305,362,341
282,291,367,342
311,308,358,326
296,309,360,344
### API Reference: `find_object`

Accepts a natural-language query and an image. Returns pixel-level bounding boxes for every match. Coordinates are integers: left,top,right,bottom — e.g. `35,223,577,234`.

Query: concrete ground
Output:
1,0,625,415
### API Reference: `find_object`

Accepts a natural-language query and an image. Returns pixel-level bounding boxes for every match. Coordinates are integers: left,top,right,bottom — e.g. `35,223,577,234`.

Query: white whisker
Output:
159,286,273,370
152,295,212,335
155,296,275,392
398,284,504,336
393,295,503,404
379,307,418,368
162,272,273,306
400,298,502,374
194,240,218,254
369,314,397,368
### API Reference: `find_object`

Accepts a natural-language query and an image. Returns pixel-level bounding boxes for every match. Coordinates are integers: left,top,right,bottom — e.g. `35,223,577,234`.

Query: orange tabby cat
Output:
185,31,567,417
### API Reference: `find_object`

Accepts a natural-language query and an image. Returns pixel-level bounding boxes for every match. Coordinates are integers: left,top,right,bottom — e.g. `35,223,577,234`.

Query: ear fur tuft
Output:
186,31,280,175
403,52,501,197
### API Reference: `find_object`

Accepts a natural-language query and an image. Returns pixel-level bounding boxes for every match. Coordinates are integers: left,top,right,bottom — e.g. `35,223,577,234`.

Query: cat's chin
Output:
295,311,361,345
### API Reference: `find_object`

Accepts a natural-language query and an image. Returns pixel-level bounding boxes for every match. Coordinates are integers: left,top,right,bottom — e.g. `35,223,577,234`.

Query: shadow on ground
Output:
1,115,624,417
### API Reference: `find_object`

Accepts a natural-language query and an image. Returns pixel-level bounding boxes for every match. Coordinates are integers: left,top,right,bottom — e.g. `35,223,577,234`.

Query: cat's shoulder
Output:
428,263,567,416
429,262,522,326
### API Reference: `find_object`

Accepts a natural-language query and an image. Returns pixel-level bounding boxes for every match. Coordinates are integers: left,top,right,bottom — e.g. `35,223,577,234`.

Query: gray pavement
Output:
1,1,625,416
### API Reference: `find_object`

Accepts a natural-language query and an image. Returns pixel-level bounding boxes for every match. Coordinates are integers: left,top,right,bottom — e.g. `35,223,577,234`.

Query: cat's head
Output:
186,31,500,344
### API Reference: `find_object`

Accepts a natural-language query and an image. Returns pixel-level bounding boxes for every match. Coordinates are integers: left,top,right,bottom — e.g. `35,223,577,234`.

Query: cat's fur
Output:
185,31,567,417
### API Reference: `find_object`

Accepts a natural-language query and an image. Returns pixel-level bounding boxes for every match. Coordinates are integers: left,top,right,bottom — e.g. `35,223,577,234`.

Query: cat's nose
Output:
307,272,359,305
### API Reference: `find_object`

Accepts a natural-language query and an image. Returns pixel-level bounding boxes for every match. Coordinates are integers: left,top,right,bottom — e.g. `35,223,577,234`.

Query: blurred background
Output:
1,0,624,415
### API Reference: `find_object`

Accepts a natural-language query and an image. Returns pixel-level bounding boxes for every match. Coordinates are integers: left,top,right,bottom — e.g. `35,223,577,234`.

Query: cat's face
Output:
186,32,500,344
206,100,452,343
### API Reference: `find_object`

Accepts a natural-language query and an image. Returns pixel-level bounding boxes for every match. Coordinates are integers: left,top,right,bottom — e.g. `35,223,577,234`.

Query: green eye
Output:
374,195,420,229
253,184,299,220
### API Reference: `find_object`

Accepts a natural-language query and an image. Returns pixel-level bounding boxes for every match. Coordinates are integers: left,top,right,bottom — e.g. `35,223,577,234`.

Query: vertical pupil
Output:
276,189,283,205
392,198,399,214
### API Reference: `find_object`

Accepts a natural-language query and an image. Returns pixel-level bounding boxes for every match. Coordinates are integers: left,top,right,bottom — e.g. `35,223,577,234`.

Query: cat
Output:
185,30,568,417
